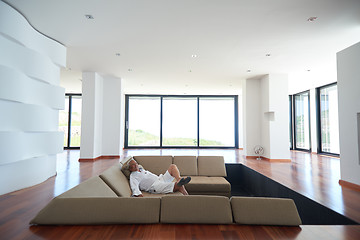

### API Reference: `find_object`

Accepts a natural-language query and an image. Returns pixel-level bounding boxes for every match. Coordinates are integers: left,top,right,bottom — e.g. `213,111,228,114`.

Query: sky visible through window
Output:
128,96,235,147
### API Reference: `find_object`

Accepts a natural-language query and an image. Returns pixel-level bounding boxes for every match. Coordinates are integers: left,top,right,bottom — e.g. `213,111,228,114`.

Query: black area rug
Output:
225,163,358,225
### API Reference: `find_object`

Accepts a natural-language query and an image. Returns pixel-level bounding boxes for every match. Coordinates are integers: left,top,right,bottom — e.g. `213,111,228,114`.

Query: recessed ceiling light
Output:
265,54,271,57
115,53,121,56
191,54,197,58
85,14,94,19
307,17,318,22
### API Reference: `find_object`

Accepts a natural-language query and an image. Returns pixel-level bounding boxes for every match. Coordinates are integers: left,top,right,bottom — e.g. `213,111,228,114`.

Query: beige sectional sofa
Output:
30,155,302,226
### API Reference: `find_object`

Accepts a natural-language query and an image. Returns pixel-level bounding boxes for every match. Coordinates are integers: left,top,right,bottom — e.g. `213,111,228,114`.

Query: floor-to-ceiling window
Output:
199,97,235,147
162,97,198,146
126,96,161,147
59,93,82,149
289,95,293,149
125,95,238,148
293,91,311,151
317,83,340,155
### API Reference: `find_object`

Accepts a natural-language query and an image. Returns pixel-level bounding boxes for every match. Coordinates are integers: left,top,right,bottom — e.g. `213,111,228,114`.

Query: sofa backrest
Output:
133,156,173,175
99,163,132,197
197,156,227,177
173,156,198,176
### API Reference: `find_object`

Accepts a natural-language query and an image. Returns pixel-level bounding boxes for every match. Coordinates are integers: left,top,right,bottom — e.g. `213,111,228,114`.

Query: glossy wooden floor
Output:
0,149,360,240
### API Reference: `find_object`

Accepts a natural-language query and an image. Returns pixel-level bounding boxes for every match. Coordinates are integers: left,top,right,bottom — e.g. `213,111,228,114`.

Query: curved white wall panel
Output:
0,66,64,109
0,36,60,86
0,100,59,132
0,131,63,165
0,2,66,195
0,1,66,67
0,155,57,195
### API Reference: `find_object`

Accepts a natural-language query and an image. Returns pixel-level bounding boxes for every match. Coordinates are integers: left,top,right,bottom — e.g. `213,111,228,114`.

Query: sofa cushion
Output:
133,156,173,175
142,191,183,198
231,197,302,226
173,156,198,176
30,197,161,225
197,156,227,177
99,164,132,197
160,195,233,224
186,176,231,193
57,176,117,198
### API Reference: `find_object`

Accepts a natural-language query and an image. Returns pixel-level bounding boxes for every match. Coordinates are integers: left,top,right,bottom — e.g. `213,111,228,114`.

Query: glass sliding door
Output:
162,97,198,146
70,96,82,147
199,97,235,147
59,96,69,147
127,96,161,147
318,84,339,155
294,91,310,151
59,94,82,149
289,95,293,149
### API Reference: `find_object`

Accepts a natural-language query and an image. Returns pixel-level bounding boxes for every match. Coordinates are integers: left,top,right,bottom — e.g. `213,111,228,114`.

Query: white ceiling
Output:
4,0,360,94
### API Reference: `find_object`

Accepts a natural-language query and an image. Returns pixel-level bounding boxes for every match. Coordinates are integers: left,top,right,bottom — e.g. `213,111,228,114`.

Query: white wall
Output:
80,72,122,159
243,74,289,159
0,2,65,195
337,41,360,186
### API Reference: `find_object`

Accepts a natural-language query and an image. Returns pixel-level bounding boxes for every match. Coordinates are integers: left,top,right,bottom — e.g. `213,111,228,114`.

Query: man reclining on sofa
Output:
126,159,191,197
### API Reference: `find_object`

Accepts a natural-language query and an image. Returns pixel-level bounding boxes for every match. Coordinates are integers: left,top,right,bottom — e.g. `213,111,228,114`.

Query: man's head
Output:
128,159,139,172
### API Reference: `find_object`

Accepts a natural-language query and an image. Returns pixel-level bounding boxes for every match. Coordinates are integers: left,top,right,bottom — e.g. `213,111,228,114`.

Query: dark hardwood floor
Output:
0,149,360,239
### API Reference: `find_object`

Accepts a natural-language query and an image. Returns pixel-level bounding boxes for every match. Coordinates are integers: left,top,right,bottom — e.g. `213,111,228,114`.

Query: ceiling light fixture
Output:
247,69,251,72
85,14,94,19
115,53,121,56
307,16,318,22
191,54,197,58
265,54,271,57
128,69,133,72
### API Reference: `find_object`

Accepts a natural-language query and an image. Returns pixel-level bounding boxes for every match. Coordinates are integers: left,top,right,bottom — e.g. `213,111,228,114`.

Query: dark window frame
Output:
293,90,311,152
63,93,82,150
124,94,239,149
289,95,293,150
316,82,340,157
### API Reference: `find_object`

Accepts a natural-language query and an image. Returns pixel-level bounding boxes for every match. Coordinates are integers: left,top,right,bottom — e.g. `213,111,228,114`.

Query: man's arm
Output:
129,174,142,197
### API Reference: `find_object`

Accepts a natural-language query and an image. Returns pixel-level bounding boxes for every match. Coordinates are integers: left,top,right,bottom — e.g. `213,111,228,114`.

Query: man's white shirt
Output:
129,168,158,196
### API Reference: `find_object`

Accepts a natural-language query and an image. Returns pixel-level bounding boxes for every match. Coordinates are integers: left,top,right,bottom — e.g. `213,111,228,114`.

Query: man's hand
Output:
134,194,143,197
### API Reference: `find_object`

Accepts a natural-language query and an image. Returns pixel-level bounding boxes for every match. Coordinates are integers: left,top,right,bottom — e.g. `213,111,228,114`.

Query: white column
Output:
266,74,290,160
243,74,290,160
242,78,261,157
80,72,103,159
102,76,122,156
80,73,122,159
0,1,66,195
